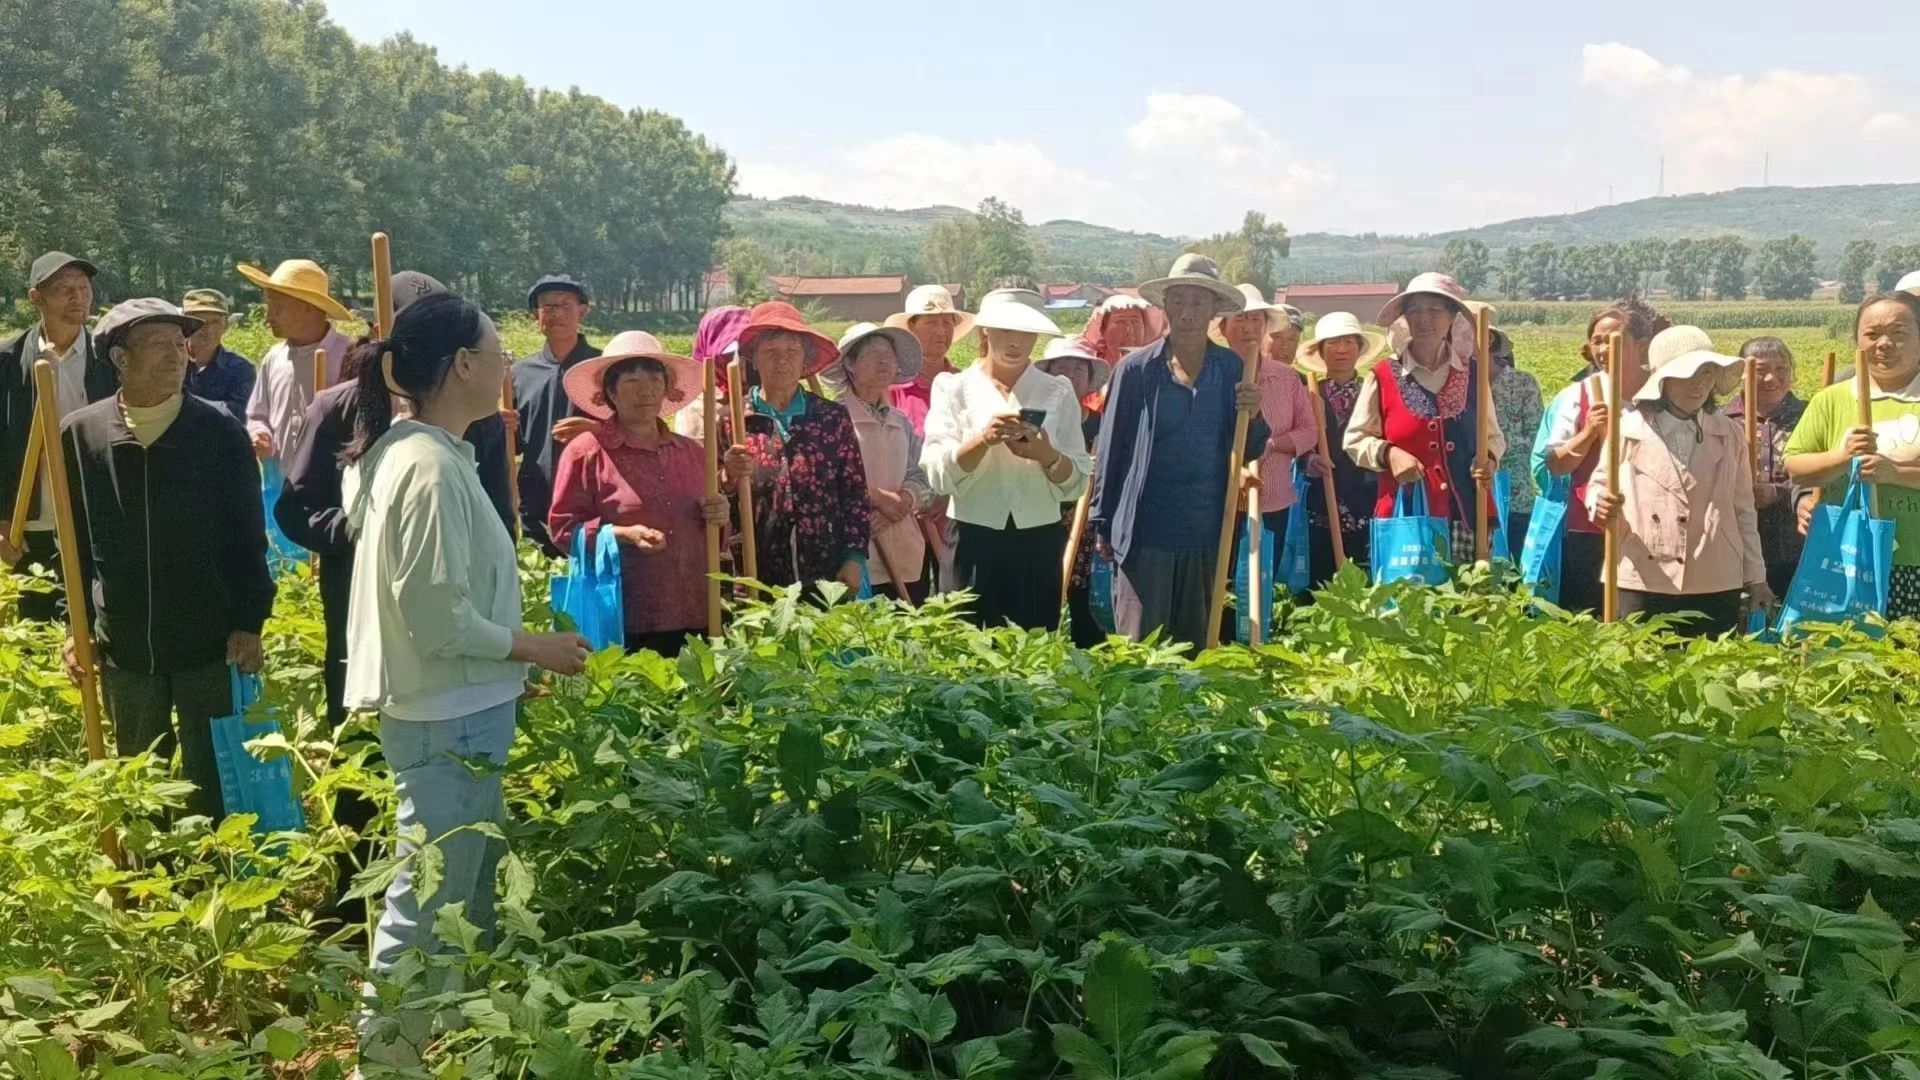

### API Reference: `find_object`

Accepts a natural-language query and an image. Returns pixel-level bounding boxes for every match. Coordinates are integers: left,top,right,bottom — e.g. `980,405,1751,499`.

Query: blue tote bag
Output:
1519,474,1571,603
1230,512,1280,644
1371,483,1451,587
1490,472,1514,564
549,523,624,650
210,666,305,834
1275,464,1313,594
1089,557,1116,634
259,458,306,573
1775,462,1894,638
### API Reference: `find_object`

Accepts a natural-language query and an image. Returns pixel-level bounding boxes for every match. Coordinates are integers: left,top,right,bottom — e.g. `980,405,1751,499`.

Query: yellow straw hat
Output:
235,258,352,322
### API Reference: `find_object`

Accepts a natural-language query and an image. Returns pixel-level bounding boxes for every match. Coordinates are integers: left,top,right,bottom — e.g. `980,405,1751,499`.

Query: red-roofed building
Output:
1274,283,1400,320
1042,283,1113,309
772,275,911,322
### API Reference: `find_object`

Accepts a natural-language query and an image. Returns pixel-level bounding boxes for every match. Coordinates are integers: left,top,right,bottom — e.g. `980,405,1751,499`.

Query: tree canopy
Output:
0,0,735,312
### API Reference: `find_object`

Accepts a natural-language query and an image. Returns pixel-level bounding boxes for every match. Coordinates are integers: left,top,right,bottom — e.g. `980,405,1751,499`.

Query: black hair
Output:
340,292,484,465
600,356,669,407
1737,336,1794,365
1857,292,1920,338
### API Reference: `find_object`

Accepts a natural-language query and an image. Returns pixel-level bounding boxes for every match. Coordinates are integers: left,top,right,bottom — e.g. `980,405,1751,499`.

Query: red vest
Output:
1371,362,1493,522
1565,376,1603,535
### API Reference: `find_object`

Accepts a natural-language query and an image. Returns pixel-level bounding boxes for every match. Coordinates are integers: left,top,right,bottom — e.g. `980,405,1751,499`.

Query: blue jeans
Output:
369,700,516,974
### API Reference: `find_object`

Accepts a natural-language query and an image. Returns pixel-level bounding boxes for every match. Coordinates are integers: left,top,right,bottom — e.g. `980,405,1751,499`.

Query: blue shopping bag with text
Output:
210,666,305,834
1775,462,1894,638
1518,474,1570,603
1490,472,1514,563
1275,463,1313,593
1090,557,1115,634
549,523,624,650
1371,483,1451,587
1231,514,1279,644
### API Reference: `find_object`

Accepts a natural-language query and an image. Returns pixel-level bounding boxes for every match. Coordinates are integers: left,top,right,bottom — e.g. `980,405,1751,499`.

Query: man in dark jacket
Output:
180,288,255,420
510,273,599,554
1,251,118,619
62,298,274,821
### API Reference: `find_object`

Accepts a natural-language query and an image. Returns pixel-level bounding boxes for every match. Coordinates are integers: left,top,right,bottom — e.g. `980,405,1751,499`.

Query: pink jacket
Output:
1585,408,1765,596
1256,364,1319,513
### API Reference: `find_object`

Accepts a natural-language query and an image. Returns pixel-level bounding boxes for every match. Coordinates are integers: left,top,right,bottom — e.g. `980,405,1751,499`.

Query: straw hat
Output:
885,284,975,339
1037,335,1112,395
974,298,1063,337
820,322,924,395
1295,312,1389,376
737,301,839,377
980,286,1046,312
1635,325,1743,404
1376,272,1470,327
235,258,352,322
1138,253,1244,311
562,331,704,420
1212,283,1290,333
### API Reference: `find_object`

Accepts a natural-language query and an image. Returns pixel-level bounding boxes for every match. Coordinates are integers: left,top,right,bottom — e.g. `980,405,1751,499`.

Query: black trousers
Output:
1307,524,1370,592
878,577,930,605
955,519,1065,632
316,551,382,924
13,529,62,622
625,630,695,657
1617,588,1744,639
100,659,230,821
1560,530,1605,616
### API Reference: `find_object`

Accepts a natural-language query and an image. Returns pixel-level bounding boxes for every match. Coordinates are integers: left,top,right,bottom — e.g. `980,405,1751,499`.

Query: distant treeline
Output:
0,0,734,312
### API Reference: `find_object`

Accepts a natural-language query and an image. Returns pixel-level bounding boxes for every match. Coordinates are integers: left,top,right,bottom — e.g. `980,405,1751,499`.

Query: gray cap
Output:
93,298,203,351
390,270,447,315
30,251,99,289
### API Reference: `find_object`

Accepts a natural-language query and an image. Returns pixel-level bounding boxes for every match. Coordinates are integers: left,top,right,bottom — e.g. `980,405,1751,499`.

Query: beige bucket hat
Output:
1138,253,1244,311
1295,312,1390,376
1636,325,1743,404
885,284,975,339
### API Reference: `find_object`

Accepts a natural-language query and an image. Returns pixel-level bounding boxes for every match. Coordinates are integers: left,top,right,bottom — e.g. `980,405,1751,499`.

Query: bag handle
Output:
1393,481,1430,519
229,663,261,713
568,520,592,571
594,522,622,578
1841,459,1875,518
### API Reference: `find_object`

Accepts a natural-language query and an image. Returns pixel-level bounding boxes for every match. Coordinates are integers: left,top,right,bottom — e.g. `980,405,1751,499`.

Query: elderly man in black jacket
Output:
1,251,118,620
62,298,275,821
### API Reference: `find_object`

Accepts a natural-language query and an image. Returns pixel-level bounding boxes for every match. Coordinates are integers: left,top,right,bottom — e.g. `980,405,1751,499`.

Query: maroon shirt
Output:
548,421,715,635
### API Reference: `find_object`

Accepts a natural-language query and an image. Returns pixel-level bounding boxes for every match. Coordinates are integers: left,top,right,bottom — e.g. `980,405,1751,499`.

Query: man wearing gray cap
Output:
180,288,256,420
60,299,274,821
0,251,119,620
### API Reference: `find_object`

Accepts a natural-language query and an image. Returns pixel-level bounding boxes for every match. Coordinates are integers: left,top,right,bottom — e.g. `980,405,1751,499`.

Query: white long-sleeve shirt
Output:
343,419,525,721
245,328,350,468
921,362,1090,529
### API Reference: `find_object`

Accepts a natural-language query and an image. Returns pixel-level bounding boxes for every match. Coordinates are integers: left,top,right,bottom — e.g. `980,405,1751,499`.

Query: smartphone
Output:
1017,407,1048,432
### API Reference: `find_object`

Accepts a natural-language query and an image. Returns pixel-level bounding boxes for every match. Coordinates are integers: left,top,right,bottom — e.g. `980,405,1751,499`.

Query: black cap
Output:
30,251,99,289
527,274,589,310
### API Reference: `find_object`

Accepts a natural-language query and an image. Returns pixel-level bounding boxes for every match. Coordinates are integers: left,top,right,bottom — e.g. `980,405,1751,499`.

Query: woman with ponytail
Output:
340,293,589,1064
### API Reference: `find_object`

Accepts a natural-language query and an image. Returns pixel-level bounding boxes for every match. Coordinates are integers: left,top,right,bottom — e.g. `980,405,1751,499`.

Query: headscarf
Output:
1081,295,1169,364
694,305,751,364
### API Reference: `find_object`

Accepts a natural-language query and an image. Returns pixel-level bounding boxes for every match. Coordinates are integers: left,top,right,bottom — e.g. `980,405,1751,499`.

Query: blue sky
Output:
321,0,1920,237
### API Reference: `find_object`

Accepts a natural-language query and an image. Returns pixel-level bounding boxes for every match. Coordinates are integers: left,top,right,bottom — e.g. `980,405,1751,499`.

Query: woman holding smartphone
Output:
922,298,1091,630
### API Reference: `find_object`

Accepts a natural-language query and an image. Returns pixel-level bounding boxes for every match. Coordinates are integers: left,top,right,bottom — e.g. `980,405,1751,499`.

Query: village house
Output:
1273,282,1400,320
769,275,912,323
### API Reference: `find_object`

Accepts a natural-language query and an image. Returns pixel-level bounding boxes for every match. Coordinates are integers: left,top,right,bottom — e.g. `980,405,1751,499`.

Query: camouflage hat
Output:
30,251,98,289
181,288,232,317
93,298,203,351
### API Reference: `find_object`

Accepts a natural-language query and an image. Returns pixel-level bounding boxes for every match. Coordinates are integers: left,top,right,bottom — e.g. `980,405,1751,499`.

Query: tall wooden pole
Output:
703,361,722,637
1857,348,1878,517
33,360,122,868
1822,350,1837,390
501,371,520,538
1602,331,1625,623
370,232,395,339
1239,338,1266,646
1204,339,1262,649
1473,306,1493,563
0,411,41,566
313,348,327,396
1307,373,1346,570
1742,358,1759,476
726,359,758,582
1060,485,1093,610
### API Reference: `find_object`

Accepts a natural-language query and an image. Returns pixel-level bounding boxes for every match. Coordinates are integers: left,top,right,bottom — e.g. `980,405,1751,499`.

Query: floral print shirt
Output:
720,391,871,588
1491,367,1544,515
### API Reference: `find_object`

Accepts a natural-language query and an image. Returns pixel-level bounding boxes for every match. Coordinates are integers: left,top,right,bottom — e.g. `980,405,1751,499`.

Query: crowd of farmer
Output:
6,246,1920,1064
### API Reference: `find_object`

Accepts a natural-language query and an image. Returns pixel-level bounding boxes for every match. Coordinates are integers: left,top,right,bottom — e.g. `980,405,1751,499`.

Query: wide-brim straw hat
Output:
562,330,704,420
1295,311,1390,376
973,298,1063,337
1898,270,1920,296
235,258,352,322
1376,271,1470,327
1037,335,1112,392
1636,325,1743,404
737,301,840,377
1138,253,1244,311
1212,283,1290,333
820,322,924,395
884,284,975,339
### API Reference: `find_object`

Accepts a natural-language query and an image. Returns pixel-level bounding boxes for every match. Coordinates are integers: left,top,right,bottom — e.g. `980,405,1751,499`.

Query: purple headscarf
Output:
694,305,750,364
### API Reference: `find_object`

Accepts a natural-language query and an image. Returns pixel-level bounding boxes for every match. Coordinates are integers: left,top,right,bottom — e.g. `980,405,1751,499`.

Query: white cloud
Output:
1123,93,1330,225
1580,43,1688,91
1577,43,1918,193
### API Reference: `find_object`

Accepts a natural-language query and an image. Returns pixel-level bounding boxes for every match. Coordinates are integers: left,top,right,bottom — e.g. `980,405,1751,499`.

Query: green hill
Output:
726,183,1920,285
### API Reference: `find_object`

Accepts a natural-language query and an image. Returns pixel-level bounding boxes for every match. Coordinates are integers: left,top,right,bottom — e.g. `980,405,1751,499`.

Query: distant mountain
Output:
726,184,1920,285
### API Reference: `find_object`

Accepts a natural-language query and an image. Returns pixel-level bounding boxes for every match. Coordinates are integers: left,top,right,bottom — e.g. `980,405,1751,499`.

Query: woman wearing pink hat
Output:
548,333,729,655
1345,273,1501,564
720,302,871,593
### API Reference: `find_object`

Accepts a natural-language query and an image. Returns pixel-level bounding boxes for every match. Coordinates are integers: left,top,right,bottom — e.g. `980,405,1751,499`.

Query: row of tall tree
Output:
1437,235,1910,303
0,0,735,312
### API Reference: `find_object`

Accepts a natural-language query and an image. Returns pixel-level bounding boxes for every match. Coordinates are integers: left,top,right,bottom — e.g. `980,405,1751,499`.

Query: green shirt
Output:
1784,378,1920,565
